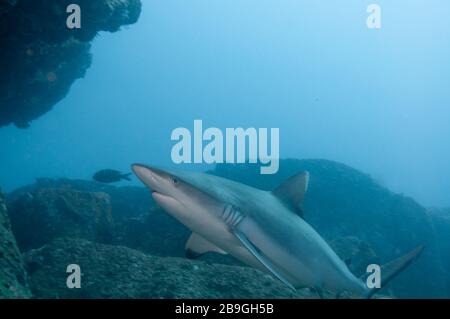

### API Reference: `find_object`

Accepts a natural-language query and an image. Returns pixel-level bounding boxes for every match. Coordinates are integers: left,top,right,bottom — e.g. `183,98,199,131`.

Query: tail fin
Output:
121,173,132,181
364,245,424,299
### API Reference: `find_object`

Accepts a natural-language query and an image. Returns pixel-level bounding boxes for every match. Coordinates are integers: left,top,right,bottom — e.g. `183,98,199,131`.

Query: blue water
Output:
1,0,449,207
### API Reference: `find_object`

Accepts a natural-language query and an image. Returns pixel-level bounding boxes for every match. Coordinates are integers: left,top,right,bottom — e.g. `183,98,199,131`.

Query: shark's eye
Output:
172,177,179,185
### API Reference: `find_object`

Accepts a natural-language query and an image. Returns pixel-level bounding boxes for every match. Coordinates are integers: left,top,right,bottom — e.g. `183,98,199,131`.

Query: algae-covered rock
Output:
329,236,380,279
0,0,141,128
0,190,31,298
8,188,114,251
8,178,153,221
0,0,16,17
427,208,450,293
24,238,315,299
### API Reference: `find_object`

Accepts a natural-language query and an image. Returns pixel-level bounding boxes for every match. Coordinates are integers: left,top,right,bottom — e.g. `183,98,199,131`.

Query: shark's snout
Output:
132,164,186,213
132,164,160,190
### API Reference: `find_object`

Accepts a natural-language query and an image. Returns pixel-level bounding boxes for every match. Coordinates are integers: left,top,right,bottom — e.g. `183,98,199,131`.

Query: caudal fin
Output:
121,173,132,181
364,245,424,298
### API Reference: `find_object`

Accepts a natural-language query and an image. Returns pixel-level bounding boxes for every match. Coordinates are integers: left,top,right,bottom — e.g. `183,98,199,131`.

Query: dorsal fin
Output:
272,171,309,218
185,233,227,259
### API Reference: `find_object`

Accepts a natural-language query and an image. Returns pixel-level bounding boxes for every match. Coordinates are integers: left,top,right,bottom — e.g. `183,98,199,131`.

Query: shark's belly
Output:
177,201,268,272
238,215,364,293
169,193,363,293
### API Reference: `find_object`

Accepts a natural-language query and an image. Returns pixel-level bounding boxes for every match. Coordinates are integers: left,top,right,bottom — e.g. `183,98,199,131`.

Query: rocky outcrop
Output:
0,190,31,298
8,188,114,251
0,0,141,128
428,208,450,293
0,0,16,17
24,238,314,299
329,236,380,280
8,178,152,221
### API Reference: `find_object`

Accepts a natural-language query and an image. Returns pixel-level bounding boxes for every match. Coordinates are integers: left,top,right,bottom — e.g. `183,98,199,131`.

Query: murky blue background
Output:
1,0,449,206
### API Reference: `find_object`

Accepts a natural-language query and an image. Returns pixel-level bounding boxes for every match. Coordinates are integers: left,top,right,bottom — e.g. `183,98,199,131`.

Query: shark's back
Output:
168,169,270,211
171,169,359,288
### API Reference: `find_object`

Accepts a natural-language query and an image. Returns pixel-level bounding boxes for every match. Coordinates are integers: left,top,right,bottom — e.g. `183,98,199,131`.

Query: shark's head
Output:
132,164,187,214
131,164,220,222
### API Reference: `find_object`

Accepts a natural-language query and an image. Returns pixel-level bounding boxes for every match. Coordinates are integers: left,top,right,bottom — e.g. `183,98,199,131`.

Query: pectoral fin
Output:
185,233,227,259
233,230,296,290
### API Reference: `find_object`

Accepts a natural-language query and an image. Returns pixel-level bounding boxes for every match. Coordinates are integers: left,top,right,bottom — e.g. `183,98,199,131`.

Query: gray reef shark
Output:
132,164,424,298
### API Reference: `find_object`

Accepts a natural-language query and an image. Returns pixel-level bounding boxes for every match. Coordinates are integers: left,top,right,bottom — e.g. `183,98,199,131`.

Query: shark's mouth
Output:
151,191,173,201
152,191,185,212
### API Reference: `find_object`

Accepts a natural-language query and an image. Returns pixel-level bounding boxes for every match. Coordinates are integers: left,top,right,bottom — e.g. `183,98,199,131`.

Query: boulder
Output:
24,238,315,299
0,0,141,128
8,188,114,251
0,190,31,298
427,208,450,293
8,178,152,221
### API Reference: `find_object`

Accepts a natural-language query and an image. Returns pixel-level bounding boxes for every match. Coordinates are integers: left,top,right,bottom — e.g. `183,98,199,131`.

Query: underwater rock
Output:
0,0,16,18
118,206,190,257
24,238,315,299
8,178,152,221
117,206,245,266
329,236,380,280
427,208,450,293
0,190,31,298
8,188,114,251
0,0,141,128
